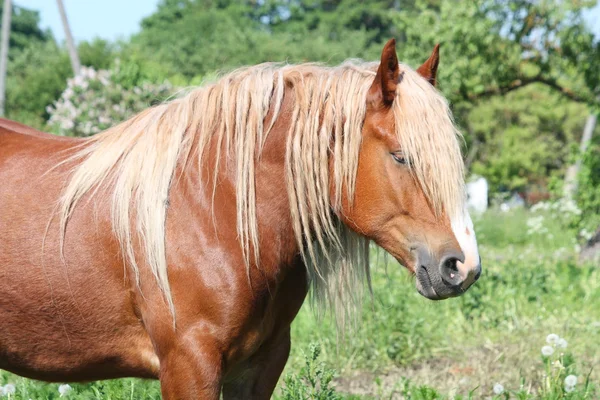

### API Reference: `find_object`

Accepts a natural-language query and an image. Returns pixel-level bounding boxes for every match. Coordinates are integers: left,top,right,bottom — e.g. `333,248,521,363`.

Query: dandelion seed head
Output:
541,345,555,356
3,384,16,395
58,384,73,397
564,375,577,387
493,383,504,394
546,334,559,344
557,338,568,349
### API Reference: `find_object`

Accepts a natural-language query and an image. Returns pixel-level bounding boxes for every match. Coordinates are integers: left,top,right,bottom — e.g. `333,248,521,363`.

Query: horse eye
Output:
391,152,406,164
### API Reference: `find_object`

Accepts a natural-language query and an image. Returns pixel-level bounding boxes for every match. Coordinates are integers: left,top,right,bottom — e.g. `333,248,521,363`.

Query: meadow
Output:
1,207,598,399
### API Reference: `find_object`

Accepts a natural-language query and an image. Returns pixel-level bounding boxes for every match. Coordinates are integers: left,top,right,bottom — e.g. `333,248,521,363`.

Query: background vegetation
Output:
0,0,598,398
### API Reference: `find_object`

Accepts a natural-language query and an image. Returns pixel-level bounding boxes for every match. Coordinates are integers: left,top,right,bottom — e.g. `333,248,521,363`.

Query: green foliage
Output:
77,38,116,70
468,85,591,192
280,343,342,400
123,0,600,202
4,41,72,128
130,0,271,78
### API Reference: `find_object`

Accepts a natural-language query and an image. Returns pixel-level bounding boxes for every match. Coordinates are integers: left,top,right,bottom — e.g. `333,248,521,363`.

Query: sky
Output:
11,0,600,43
585,1,600,38
15,0,161,43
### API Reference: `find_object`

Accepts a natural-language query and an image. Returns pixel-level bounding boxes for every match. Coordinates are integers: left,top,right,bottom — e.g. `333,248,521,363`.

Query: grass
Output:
1,208,599,399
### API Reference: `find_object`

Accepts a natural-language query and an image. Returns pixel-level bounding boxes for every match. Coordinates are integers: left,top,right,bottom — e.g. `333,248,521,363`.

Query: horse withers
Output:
0,39,481,399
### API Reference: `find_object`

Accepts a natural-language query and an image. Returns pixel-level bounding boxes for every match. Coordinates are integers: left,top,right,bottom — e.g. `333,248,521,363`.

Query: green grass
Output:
1,208,599,399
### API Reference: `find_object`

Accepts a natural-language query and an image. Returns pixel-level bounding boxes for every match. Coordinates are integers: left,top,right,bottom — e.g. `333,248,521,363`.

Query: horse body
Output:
0,40,481,399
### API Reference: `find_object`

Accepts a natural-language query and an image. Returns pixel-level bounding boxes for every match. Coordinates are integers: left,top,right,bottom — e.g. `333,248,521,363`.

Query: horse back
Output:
0,117,83,143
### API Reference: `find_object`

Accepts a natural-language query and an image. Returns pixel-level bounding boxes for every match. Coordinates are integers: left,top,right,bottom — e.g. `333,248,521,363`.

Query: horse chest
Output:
221,261,308,372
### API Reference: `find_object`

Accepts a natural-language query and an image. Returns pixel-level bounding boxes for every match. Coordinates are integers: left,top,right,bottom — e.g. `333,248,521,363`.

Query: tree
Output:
56,0,81,75
2,0,598,205
0,0,49,54
467,84,595,193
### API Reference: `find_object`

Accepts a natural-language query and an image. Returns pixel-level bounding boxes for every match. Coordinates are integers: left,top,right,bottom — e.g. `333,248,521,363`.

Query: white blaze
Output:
451,207,481,282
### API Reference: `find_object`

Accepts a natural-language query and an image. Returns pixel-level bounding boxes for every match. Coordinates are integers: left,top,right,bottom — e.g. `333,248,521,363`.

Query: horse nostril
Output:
444,257,458,275
439,255,462,286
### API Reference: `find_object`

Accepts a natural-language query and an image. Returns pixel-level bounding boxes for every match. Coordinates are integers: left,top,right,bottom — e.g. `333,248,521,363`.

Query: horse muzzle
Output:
414,246,481,300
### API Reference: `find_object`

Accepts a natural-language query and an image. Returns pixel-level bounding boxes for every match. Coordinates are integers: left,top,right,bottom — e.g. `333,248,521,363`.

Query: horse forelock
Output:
392,67,466,221
57,60,464,325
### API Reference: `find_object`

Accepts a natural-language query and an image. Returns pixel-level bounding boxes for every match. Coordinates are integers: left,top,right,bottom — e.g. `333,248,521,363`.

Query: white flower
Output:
546,334,559,344
565,384,575,393
557,338,568,349
61,119,75,131
72,75,84,87
63,88,74,100
542,345,555,356
493,383,504,394
3,384,16,394
58,384,72,397
564,375,577,387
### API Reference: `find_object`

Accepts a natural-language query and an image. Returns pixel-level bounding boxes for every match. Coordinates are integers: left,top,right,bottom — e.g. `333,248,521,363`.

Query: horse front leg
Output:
158,333,223,400
222,328,291,400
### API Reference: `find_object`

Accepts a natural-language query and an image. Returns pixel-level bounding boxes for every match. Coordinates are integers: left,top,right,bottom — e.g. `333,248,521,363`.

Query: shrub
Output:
46,64,173,137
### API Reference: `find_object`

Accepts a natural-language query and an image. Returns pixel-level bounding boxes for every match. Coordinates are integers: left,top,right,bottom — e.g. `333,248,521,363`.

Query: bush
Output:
46,64,173,137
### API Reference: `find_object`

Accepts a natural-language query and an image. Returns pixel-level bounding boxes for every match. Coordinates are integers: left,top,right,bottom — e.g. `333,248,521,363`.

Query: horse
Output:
0,39,481,399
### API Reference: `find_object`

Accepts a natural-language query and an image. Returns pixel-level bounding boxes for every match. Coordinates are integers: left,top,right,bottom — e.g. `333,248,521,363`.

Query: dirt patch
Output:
334,342,545,398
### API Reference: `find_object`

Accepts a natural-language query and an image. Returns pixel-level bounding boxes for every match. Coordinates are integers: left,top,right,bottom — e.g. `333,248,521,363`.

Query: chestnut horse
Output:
0,40,481,398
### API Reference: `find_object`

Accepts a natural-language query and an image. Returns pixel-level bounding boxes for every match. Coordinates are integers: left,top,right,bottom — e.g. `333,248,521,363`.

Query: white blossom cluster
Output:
527,198,582,241
541,333,568,356
530,198,582,216
47,65,172,137
541,334,579,393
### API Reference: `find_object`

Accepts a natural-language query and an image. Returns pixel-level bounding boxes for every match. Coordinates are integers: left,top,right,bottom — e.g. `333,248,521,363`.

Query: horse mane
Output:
57,60,464,322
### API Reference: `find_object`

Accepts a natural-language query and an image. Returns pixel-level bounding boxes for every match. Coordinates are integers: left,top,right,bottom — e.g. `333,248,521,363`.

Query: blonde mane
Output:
57,61,464,320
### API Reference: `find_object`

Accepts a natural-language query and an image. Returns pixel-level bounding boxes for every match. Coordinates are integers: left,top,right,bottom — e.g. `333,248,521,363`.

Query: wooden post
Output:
0,0,12,116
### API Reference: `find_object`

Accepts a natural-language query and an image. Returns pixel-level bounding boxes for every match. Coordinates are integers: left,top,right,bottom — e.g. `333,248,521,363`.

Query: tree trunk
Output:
580,227,600,263
0,0,12,116
564,113,597,197
56,0,80,76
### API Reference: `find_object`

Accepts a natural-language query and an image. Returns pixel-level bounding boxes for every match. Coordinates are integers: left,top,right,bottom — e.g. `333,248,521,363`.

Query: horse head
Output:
339,40,481,299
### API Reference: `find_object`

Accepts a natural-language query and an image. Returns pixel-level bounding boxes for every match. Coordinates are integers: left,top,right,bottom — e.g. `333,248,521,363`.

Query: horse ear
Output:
368,38,399,108
416,44,440,86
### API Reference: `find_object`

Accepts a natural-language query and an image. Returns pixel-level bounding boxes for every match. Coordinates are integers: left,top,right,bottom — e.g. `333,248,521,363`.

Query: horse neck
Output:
176,87,305,281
